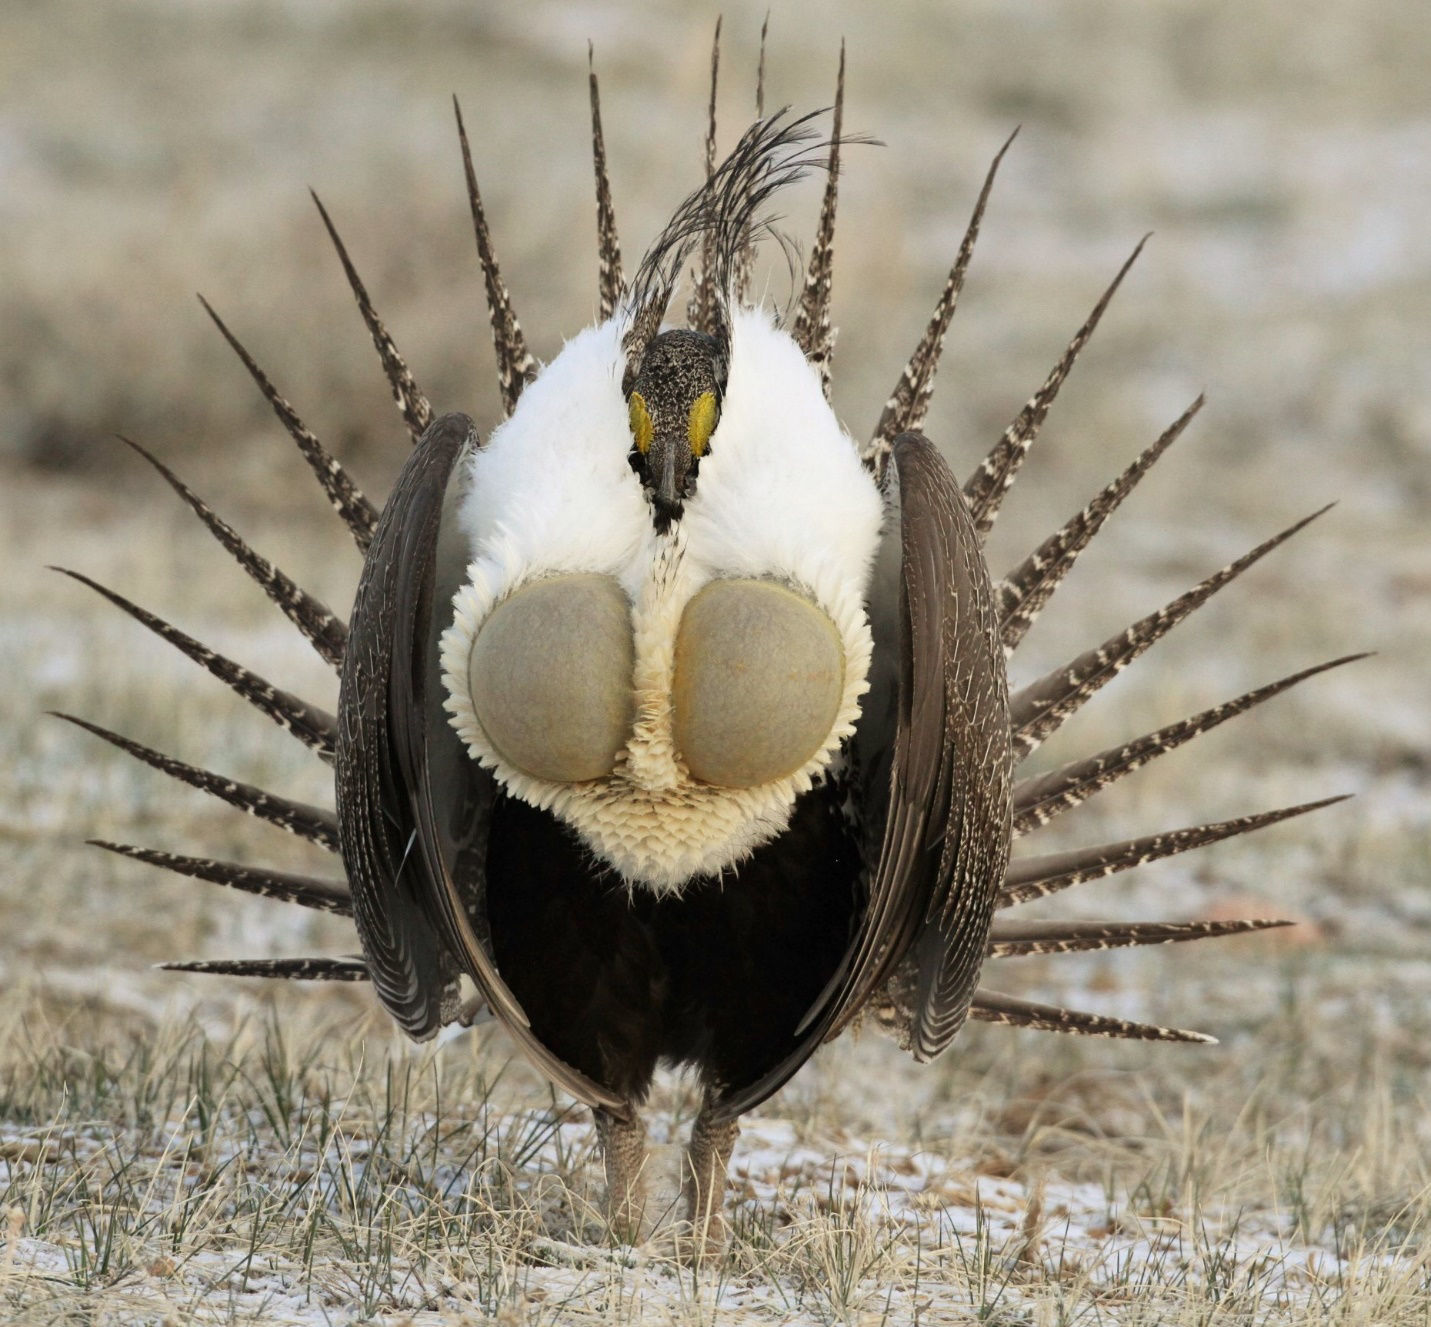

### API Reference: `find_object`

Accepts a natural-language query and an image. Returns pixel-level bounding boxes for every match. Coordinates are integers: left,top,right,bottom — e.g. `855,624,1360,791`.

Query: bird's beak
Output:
658,442,679,506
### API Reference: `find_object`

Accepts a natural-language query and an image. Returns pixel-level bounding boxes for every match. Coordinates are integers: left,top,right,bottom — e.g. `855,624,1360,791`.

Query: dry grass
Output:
3,0,1430,1322
1,974,1428,1323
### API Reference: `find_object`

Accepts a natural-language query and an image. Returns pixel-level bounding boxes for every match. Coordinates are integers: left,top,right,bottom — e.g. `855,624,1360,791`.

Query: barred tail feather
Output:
1013,655,1368,835
52,712,338,852
89,840,352,914
453,97,537,415
997,397,1202,654
588,46,623,320
986,918,1293,960
997,796,1350,908
54,568,337,762
197,295,378,550
1009,505,1333,760
868,128,1018,479
733,15,770,303
160,957,369,981
117,436,347,668
754,13,768,117
687,17,723,334
971,990,1216,1043
791,42,845,399
963,236,1148,536
310,191,433,443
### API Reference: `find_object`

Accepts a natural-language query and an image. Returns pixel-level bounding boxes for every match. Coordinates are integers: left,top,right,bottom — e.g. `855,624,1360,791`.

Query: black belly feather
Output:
483,779,864,1105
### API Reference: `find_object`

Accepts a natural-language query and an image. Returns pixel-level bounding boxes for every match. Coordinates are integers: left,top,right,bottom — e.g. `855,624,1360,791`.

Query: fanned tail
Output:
1009,505,1333,760
453,97,537,415
197,295,378,550
790,42,845,399
971,990,1216,1044
310,191,433,443
866,128,1018,484
997,397,1202,654
89,840,352,914
117,436,347,668
52,713,337,851
962,237,1148,536
54,568,337,761
86,64,1354,1067
997,796,1349,909
588,46,623,319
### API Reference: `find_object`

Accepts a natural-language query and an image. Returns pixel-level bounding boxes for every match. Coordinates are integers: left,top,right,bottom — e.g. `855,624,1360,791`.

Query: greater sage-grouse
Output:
60,37,1356,1254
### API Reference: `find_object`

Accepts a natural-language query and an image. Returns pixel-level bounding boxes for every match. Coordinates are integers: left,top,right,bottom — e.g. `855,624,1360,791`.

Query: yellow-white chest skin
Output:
440,308,884,893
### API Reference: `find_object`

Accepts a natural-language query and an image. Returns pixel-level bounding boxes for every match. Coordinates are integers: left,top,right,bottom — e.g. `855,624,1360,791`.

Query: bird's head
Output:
623,329,724,528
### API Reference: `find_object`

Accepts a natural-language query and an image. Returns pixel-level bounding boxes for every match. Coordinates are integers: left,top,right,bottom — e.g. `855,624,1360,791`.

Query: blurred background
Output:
2,0,1428,1074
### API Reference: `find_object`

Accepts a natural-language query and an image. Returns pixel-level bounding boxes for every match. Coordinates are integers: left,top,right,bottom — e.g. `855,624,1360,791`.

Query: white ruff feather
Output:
441,307,884,893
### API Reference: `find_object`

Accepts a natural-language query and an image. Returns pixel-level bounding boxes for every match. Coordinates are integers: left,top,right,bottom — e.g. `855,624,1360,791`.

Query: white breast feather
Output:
441,306,885,892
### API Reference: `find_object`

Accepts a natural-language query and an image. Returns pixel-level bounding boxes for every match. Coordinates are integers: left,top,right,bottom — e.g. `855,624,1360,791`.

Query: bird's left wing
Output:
715,431,1012,1119
339,412,624,1112
847,430,1014,1059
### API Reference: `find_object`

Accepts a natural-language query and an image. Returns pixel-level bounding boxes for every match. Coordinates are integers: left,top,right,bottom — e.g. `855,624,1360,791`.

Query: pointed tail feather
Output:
117,436,347,668
791,42,845,399
90,840,352,914
197,295,378,550
987,917,1293,959
310,191,433,444
963,237,1148,536
971,989,1216,1043
867,128,1019,482
588,46,624,320
733,14,772,304
1009,505,1333,760
997,397,1202,654
51,713,338,852
453,98,537,416
687,17,723,333
54,568,337,762
160,957,368,981
998,795,1349,908
1013,655,1368,835
755,13,768,118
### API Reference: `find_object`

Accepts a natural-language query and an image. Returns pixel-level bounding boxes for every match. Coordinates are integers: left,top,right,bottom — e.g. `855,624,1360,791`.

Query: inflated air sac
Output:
673,579,845,788
468,574,634,783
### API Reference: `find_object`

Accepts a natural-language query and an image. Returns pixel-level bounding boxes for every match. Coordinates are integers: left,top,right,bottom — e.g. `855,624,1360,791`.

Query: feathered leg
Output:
594,1106,648,1245
681,1095,740,1261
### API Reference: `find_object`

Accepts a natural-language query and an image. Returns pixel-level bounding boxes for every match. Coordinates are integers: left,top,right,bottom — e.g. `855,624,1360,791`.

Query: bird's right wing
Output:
338,411,624,1111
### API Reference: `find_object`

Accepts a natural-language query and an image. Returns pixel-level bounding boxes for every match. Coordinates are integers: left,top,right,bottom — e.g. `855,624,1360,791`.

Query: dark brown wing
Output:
833,430,1013,1058
715,431,1012,1119
337,412,624,1110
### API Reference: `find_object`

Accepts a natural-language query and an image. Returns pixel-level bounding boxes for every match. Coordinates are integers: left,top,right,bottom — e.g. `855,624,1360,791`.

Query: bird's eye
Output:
628,392,653,454
687,390,718,458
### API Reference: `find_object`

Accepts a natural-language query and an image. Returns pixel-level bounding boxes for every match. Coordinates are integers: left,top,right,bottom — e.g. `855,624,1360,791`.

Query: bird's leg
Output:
681,1095,740,1261
593,1105,647,1244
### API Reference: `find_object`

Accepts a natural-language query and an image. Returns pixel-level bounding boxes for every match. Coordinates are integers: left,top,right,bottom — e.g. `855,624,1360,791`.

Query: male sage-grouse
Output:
61,37,1356,1254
